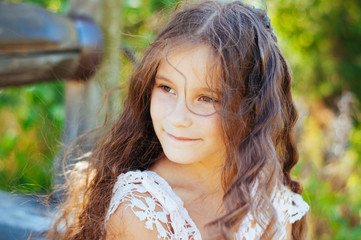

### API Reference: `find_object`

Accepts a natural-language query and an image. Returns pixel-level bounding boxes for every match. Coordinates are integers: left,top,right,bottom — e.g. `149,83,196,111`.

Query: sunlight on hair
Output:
73,152,92,162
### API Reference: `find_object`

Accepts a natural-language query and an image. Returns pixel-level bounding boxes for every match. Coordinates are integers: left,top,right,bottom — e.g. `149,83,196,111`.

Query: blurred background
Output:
0,0,360,239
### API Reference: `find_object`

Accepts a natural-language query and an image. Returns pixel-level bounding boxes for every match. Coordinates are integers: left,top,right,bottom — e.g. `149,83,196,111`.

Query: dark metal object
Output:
0,2,103,87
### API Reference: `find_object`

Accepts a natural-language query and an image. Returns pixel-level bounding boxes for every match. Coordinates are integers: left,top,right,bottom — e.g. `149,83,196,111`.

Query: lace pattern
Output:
105,170,309,240
105,170,201,240
235,183,310,240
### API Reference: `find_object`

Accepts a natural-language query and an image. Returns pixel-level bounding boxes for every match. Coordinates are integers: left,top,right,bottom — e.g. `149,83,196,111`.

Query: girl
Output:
48,1,309,239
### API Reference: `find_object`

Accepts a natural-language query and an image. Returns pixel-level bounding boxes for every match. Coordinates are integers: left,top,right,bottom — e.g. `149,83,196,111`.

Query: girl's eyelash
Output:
159,84,174,93
199,95,219,103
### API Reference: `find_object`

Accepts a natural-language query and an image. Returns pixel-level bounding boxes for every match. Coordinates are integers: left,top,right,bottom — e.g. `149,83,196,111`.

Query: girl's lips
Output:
167,133,200,141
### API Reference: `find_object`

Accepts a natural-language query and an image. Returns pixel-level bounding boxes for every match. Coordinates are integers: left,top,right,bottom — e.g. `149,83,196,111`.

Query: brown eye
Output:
160,84,175,94
198,95,219,104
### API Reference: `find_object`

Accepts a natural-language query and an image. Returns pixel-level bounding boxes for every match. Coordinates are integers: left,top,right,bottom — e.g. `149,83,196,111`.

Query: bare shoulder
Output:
105,200,160,240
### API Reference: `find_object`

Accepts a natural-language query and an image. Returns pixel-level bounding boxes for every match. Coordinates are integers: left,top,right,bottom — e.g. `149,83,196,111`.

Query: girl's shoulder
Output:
105,170,175,225
104,170,201,239
105,170,185,218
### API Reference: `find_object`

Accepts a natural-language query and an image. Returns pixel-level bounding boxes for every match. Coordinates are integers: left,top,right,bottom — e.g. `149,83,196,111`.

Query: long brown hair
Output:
47,1,307,239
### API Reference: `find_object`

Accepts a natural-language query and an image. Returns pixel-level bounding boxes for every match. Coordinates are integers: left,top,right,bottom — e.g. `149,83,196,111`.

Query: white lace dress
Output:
104,170,309,240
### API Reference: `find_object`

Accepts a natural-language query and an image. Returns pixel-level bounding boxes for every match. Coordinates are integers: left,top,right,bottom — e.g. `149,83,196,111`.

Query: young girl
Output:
48,1,309,239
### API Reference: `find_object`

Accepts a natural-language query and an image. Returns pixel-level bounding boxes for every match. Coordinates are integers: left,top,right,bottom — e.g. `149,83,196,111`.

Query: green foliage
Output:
5,0,67,12
0,82,64,193
269,0,361,238
122,0,179,53
269,0,361,106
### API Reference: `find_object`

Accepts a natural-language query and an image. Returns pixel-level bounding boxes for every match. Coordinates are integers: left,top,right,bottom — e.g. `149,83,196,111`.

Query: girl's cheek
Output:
154,91,175,110
151,91,173,118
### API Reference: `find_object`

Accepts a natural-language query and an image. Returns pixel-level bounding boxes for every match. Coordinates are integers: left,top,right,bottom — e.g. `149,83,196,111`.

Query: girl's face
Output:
150,44,226,165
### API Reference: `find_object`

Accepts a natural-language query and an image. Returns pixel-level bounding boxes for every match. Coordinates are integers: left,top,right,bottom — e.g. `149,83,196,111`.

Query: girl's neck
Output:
149,155,224,198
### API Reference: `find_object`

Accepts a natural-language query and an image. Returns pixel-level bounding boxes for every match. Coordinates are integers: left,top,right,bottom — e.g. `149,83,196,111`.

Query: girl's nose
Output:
167,97,192,128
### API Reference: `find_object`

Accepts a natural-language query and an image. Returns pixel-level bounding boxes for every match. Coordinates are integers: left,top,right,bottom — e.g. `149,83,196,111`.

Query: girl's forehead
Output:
157,44,221,88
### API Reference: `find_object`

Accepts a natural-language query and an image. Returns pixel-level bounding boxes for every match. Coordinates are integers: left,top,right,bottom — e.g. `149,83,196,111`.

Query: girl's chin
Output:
163,153,199,165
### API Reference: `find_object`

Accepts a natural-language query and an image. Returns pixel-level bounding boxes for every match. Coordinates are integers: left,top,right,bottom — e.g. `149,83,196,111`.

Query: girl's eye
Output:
198,95,219,104
159,84,175,94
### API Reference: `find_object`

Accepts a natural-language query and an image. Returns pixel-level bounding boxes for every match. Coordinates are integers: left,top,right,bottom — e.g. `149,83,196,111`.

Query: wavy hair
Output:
47,1,307,239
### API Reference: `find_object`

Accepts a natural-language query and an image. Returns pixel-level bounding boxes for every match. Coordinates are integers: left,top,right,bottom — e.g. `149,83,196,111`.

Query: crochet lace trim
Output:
105,170,309,240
